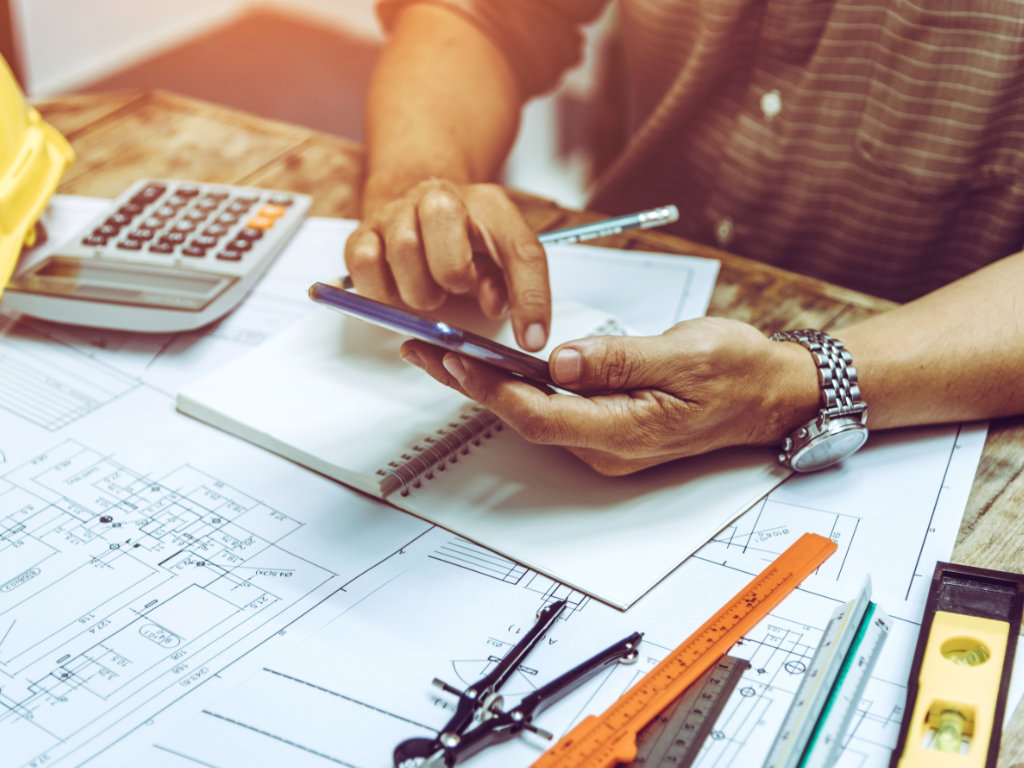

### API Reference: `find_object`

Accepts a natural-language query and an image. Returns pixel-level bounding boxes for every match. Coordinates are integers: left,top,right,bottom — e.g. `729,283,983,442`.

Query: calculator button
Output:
153,206,177,219
245,216,274,230
181,246,207,258
227,201,252,214
204,190,230,200
203,225,230,238
129,228,156,240
166,196,190,208
236,227,263,241
131,193,160,207
107,213,132,227
258,204,287,219
192,235,219,249
196,197,221,211
149,243,175,254
118,239,143,251
216,213,239,225
217,250,244,261
268,193,294,206
143,217,165,229
160,232,187,244
133,184,166,202
83,235,108,246
226,238,252,251
234,193,260,204
172,221,197,233
119,203,145,216
97,224,121,237
175,185,201,197
184,209,208,222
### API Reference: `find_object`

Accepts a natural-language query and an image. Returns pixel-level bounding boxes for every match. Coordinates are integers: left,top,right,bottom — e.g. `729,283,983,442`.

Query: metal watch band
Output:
769,329,867,420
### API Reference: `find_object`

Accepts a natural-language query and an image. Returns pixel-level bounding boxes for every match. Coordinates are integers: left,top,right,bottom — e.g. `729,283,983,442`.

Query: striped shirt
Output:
377,0,1024,302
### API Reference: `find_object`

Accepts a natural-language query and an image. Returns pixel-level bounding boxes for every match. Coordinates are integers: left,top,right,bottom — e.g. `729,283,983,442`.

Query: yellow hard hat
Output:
0,55,74,297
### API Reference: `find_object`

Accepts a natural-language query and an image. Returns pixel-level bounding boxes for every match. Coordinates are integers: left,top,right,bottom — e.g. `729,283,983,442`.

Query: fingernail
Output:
553,348,582,385
401,350,423,369
524,323,546,351
443,354,467,382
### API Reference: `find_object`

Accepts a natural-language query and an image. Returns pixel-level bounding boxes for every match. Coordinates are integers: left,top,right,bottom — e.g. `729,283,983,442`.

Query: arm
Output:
398,249,1024,475
345,4,551,350
837,249,1024,428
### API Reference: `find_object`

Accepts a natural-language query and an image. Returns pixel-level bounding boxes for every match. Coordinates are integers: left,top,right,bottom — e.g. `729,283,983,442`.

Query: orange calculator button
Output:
258,204,287,219
246,215,275,230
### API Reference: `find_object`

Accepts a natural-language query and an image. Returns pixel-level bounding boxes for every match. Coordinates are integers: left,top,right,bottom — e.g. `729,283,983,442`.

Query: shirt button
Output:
760,89,782,120
716,217,734,245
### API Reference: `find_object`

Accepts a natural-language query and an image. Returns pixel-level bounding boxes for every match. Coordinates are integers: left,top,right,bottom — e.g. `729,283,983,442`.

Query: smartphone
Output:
308,281,554,386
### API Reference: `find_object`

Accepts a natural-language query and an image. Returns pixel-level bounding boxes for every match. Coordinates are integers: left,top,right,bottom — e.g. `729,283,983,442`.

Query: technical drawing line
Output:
151,744,222,767
739,501,766,554
0,618,14,650
262,668,436,732
199,710,359,767
906,424,962,601
337,569,411,621
338,526,435,592
144,335,180,374
430,538,528,583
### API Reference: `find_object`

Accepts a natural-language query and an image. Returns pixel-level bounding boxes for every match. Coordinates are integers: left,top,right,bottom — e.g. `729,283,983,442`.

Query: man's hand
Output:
399,317,821,475
345,178,552,352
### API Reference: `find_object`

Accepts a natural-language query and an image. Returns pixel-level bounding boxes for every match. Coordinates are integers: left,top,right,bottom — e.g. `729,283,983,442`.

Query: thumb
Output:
550,335,673,391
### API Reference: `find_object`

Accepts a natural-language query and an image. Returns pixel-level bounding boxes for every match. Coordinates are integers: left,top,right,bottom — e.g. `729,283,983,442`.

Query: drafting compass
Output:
393,599,642,767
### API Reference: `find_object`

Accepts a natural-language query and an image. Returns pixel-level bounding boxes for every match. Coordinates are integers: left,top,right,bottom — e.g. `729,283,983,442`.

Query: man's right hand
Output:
344,177,552,351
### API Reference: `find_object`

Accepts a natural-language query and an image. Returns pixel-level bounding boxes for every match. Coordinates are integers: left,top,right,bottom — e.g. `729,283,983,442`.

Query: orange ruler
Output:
532,532,838,768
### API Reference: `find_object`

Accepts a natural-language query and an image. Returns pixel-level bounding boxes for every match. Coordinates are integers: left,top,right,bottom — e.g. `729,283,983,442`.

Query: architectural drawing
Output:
0,441,341,768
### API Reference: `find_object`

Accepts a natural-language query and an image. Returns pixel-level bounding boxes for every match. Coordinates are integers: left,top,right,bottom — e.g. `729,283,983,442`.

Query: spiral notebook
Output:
177,249,790,609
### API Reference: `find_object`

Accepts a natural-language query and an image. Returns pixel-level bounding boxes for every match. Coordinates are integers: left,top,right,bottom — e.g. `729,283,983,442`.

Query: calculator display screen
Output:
12,256,233,311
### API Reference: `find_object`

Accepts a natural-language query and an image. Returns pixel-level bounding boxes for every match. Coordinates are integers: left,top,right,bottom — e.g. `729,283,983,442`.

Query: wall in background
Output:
267,0,381,42
12,0,381,97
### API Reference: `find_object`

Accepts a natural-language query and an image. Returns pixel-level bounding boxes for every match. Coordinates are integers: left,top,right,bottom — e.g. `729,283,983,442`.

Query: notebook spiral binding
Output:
377,405,502,497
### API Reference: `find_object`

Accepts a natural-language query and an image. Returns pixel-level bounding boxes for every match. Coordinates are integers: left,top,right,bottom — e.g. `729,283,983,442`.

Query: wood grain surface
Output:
34,89,1024,766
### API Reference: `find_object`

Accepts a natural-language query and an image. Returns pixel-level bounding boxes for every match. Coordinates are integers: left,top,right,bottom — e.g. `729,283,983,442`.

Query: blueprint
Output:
0,196,997,768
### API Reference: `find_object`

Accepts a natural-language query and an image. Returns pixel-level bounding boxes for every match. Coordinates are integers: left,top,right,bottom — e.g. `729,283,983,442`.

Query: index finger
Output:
466,186,551,352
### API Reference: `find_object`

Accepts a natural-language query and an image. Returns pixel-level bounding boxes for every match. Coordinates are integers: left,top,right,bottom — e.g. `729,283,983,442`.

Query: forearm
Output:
838,249,1024,429
362,4,524,212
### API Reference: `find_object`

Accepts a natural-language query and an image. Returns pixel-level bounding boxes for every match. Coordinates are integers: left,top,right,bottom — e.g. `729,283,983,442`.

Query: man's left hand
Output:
400,317,821,475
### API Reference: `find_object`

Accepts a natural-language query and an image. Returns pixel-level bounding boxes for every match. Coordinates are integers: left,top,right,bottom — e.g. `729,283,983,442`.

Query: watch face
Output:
792,427,868,472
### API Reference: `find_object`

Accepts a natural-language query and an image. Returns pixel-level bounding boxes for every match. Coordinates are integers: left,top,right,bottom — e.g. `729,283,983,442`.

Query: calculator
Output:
3,179,312,332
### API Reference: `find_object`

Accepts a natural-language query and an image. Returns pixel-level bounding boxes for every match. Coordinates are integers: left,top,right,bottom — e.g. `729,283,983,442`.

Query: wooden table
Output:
35,89,1024,766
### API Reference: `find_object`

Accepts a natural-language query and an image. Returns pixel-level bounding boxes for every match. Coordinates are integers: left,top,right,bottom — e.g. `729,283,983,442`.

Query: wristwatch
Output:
769,329,868,472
